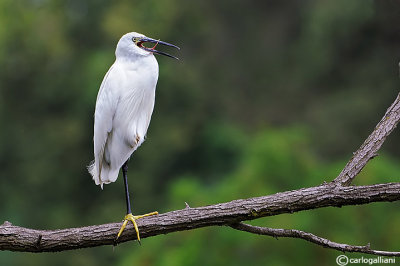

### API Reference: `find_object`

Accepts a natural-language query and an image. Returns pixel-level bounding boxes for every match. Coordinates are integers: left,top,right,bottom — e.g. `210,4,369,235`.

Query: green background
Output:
1,0,400,265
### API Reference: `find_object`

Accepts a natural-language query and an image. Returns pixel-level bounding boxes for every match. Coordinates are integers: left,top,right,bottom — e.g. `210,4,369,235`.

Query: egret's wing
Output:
91,64,121,181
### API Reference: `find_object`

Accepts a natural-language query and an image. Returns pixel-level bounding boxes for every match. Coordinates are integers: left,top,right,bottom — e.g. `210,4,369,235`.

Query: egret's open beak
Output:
137,37,180,60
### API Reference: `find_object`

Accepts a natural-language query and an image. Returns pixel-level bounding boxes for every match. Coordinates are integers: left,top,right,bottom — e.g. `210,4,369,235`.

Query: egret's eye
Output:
133,37,144,48
133,39,144,48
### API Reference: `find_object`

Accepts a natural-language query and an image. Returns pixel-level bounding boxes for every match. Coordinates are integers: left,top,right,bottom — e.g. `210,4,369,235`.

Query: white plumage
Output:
87,32,178,242
88,32,159,188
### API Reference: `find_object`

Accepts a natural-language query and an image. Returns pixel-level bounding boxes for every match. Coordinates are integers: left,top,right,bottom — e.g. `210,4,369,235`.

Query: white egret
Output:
88,32,179,243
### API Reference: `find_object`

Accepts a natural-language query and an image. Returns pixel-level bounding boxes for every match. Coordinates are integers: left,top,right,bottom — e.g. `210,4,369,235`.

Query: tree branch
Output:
2,92,400,253
1,182,400,252
333,93,400,186
229,223,400,256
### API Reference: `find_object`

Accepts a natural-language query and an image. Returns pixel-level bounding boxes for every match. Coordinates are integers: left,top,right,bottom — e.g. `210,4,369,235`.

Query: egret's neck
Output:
114,54,159,89
116,53,158,71
116,46,137,59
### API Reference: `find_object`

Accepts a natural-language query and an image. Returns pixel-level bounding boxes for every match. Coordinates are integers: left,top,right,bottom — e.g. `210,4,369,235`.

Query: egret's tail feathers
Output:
87,160,102,189
87,160,119,189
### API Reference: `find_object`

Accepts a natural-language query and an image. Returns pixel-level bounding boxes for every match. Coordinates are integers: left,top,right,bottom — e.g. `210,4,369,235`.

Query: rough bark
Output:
1,93,400,254
1,182,400,252
333,93,400,185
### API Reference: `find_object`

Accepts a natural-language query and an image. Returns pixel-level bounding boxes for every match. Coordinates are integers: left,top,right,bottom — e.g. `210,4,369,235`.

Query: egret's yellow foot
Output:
116,212,158,243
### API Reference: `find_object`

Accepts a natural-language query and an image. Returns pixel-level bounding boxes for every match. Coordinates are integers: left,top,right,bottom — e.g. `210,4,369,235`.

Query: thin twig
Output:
230,223,400,257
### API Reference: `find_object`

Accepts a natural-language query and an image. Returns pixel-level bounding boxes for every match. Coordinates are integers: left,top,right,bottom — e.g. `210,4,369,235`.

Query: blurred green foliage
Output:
1,0,400,265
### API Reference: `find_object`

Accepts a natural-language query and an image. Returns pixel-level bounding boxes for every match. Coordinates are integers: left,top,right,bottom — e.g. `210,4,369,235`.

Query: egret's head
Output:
116,32,180,60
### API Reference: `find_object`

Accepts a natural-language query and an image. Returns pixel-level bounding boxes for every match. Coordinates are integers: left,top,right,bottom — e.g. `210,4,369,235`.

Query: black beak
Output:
137,37,180,60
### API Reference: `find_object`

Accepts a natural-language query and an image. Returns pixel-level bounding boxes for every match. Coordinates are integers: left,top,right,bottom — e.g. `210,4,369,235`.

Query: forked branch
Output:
1,182,400,253
1,93,400,254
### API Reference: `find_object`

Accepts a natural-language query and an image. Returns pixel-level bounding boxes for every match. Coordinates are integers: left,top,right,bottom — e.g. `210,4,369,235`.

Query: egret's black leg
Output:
122,160,132,214
116,160,158,243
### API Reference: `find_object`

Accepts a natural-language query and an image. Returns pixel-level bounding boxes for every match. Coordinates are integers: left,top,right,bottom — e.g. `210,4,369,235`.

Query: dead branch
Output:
1,182,400,252
333,93,400,186
1,91,400,254
230,223,400,256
